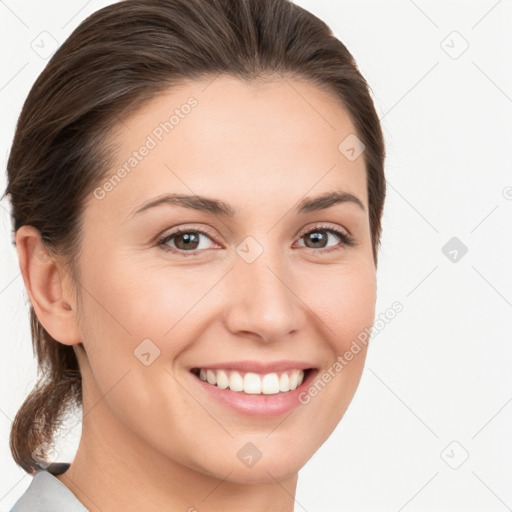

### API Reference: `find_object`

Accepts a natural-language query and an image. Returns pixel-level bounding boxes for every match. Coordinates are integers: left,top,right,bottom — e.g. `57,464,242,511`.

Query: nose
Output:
223,243,304,343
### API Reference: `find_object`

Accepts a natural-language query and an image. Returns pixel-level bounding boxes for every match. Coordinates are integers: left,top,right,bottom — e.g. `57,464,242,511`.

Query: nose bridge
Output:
225,234,302,340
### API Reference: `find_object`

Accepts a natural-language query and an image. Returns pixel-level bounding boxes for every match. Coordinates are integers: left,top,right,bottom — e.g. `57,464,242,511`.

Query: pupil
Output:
176,232,199,250
306,231,326,248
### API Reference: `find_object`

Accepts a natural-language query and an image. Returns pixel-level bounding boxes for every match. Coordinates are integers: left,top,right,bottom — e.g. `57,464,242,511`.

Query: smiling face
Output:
68,75,376,484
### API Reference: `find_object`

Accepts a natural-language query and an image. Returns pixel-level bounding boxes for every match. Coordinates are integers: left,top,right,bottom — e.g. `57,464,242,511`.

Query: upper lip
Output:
190,360,314,374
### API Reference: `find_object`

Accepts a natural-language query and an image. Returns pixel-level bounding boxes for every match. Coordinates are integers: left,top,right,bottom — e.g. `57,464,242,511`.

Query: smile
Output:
189,365,317,418
191,368,307,394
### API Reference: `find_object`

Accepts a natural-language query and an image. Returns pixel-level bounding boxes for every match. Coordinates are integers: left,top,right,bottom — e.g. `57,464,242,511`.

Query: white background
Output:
1,1,511,510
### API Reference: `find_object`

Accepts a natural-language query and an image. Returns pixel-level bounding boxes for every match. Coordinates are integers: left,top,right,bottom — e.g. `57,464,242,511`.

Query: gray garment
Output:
10,463,88,512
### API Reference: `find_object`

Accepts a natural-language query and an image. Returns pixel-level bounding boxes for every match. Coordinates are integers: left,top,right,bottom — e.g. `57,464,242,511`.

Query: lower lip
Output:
189,369,318,418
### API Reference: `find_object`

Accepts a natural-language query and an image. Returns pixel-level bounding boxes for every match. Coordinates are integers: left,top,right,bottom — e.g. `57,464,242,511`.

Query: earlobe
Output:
15,225,82,346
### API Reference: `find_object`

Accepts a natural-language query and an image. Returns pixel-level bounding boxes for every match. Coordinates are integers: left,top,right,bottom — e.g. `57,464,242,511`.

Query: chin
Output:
205,439,311,484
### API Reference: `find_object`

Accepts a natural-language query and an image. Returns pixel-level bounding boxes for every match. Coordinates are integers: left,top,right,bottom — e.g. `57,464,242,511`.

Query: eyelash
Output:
157,223,355,257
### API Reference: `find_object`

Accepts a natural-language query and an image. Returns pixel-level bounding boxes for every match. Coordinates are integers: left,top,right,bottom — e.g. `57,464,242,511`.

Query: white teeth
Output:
262,373,280,394
279,372,290,392
244,373,262,394
216,369,229,389
196,368,306,394
289,371,298,390
229,371,244,392
206,369,216,385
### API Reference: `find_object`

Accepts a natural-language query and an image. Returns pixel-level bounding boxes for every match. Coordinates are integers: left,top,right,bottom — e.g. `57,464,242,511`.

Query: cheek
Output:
292,265,375,447
76,252,213,381
79,251,182,335
306,262,377,350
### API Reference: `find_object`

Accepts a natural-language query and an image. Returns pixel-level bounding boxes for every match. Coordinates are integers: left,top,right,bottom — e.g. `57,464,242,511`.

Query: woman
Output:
5,0,386,510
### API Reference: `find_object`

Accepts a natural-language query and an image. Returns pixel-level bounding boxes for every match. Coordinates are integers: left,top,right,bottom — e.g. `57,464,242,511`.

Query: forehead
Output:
88,76,368,222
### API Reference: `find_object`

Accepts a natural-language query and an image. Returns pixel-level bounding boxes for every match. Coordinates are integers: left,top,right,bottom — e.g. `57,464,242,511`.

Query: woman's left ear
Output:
15,225,82,346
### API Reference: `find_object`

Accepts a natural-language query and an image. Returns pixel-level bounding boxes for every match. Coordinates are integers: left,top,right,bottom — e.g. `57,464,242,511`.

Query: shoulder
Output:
10,463,88,512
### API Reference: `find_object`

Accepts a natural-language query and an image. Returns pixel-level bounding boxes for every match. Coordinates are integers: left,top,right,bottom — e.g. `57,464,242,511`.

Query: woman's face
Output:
72,75,376,482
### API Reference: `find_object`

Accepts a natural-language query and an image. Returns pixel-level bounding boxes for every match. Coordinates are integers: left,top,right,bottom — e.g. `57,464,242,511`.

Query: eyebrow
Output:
130,190,365,219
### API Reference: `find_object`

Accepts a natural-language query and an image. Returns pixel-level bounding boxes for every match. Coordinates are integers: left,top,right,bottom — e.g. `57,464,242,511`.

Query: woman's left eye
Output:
157,224,354,256
295,225,354,253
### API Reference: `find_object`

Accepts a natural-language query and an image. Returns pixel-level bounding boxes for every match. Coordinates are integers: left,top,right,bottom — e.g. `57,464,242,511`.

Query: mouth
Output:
189,365,318,417
190,367,314,395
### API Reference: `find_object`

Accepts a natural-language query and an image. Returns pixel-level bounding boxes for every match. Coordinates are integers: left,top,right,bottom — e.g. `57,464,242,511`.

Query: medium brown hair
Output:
4,0,386,474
